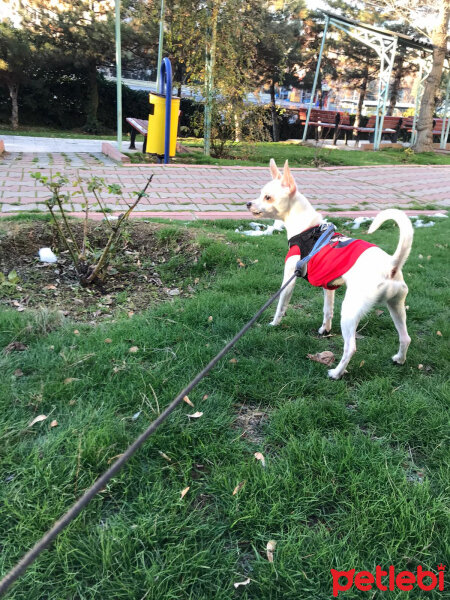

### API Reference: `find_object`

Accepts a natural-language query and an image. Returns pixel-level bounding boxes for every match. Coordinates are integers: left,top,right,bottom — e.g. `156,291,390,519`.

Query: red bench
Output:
334,112,353,144
299,108,340,141
353,115,402,145
432,118,445,139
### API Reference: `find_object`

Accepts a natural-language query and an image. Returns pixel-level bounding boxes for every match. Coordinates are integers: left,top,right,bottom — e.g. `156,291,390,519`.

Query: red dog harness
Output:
286,226,376,290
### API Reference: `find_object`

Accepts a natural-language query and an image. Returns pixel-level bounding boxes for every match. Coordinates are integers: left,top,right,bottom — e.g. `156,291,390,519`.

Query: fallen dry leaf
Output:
104,338,112,344
183,395,194,407
107,453,124,464
203,394,209,401
180,486,190,499
44,284,57,290
418,364,424,370
14,369,24,377
307,351,335,366
233,578,251,589
266,540,277,563
187,411,203,419
64,377,79,384
4,341,28,354
69,399,76,406
129,346,139,353
375,309,384,316
254,452,266,467
158,451,172,462
437,331,442,337
229,358,238,364
208,315,213,322
50,420,58,428
73,329,80,335
237,258,245,268
233,480,246,496
28,414,47,427
359,360,365,368
128,311,134,318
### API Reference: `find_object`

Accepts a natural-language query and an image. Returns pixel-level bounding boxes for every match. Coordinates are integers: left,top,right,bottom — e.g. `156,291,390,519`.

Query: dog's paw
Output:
318,326,331,336
269,320,280,327
392,353,406,365
327,368,342,380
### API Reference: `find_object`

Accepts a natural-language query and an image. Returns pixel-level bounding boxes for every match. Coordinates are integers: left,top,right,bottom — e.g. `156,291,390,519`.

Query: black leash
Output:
0,273,298,597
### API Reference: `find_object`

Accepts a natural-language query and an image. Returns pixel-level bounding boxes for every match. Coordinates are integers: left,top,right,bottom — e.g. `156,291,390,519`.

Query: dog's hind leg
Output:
318,288,335,335
386,282,411,365
270,255,298,326
328,292,371,380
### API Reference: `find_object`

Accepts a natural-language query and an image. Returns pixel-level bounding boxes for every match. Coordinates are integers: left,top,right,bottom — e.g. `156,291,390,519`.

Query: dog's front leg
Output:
270,256,298,326
318,288,335,335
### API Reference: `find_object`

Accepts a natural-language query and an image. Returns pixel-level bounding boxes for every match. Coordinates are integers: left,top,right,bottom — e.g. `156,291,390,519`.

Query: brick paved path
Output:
1,152,449,219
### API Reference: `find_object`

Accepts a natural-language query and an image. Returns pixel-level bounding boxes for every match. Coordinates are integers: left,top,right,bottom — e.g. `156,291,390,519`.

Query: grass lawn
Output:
135,139,450,168
0,216,449,599
1,125,449,168
0,124,119,141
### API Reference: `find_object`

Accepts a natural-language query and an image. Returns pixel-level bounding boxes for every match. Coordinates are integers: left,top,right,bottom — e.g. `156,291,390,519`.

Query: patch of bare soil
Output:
0,220,204,322
233,404,269,445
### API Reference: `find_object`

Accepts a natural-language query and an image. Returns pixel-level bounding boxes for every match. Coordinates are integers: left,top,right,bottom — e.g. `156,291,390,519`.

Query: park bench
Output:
126,117,149,152
353,115,402,145
334,112,353,144
431,118,447,141
299,108,340,141
126,111,183,153
400,116,415,141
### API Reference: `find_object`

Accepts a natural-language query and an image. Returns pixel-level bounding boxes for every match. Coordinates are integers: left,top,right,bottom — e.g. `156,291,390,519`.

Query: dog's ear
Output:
269,158,281,180
281,160,297,196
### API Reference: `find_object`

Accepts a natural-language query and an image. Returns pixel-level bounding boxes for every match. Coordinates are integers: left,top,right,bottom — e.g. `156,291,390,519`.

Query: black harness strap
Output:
289,224,335,281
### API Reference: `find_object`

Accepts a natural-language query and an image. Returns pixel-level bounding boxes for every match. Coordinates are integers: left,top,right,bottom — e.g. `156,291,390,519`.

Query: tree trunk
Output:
204,0,219,156
387,50,405,116
270,81,280,142
84,60,99,133
354,64,369,131
9,82,19,130
413,0,450,152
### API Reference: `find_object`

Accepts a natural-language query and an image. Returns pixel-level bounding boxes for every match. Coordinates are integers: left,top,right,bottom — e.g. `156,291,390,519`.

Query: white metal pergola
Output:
303,11,450,150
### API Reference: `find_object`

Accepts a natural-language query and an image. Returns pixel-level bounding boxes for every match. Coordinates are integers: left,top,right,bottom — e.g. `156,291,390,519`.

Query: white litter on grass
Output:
351,216,373,229
38,248,57,263
433,212,448,218
103,215,119,222
236,219,285,236
413,219,435,228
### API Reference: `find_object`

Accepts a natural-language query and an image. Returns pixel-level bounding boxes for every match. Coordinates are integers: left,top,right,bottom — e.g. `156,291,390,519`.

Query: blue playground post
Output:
159,57,172,164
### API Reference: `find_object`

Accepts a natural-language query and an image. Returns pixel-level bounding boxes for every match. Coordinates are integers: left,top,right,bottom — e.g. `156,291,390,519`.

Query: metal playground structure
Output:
303,11,450,150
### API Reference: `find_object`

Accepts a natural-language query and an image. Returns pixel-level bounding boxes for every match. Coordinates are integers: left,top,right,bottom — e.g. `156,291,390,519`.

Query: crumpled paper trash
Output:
38,248,57,263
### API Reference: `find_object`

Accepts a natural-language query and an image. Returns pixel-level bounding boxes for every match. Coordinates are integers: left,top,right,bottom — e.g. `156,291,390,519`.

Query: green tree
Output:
374,0,450,152
0,20,36,129
253,1,304,141
26,0,115,132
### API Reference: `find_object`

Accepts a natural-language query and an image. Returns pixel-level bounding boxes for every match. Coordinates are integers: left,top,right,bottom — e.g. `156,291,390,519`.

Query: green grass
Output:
0,124,120,141
0,218,449,599
175,140,450,167
2,125,449,168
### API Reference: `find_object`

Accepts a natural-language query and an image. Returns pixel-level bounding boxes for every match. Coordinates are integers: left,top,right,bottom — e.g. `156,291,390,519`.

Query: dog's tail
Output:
368,209,413,275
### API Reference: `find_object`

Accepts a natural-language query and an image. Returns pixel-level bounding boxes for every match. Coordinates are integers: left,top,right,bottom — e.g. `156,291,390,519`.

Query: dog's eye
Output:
264,195,273,202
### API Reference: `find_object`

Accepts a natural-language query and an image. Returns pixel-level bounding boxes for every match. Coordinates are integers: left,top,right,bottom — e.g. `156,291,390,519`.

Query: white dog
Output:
247,159,413,379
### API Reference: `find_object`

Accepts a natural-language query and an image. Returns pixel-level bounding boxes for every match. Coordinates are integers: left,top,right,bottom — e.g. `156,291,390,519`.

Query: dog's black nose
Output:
246,202,252,209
